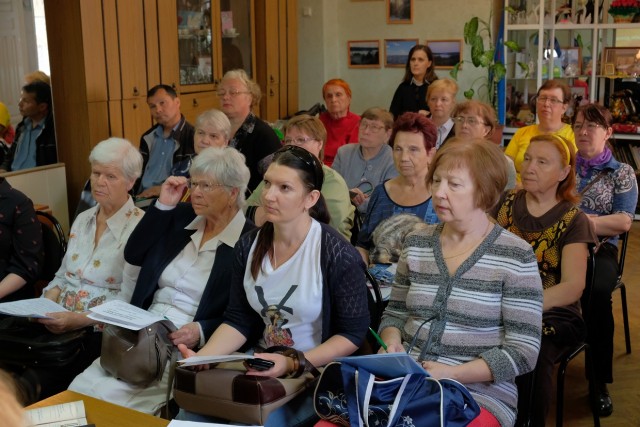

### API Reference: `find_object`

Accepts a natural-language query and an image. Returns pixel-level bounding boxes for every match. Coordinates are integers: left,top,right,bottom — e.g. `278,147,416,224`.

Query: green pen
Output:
369,327,388,352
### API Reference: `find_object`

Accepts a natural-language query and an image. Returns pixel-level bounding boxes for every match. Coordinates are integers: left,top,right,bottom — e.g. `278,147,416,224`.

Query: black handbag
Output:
0,316,87,368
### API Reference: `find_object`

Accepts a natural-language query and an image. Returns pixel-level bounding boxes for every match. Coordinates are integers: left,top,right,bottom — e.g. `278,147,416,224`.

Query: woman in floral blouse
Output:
29,137,145,401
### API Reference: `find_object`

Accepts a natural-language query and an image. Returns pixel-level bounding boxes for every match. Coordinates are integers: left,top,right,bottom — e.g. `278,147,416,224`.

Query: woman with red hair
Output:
319,79,360,166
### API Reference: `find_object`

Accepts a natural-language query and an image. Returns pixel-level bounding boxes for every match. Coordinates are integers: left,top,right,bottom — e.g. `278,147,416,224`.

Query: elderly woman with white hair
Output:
171,108,232,177
24,137,145,401
218,69,282,191
68,146,256,415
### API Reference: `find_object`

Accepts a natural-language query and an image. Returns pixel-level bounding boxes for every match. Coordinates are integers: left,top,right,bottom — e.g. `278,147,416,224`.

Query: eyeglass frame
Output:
359,120,386,133
187,179,230,193
572,121,604,132
452,116,488,126
283,136,318,145
535,96,567,106
215,88,251,97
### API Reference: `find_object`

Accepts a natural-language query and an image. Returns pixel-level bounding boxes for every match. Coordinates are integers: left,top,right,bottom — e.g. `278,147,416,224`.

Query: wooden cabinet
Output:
45,0,296,213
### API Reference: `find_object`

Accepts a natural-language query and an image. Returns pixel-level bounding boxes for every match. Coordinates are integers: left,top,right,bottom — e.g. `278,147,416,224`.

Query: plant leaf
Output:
504,40,521,52
516,61,530,77
493,62,507,82
464,17,479,44
463,89,475,99
450,62,462,79
505,6,519,15
479,50,494,67
471,37,485,67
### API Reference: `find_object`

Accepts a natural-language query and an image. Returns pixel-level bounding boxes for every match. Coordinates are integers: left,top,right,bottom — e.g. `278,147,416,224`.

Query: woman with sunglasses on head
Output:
490,134,596,426
68,147,255,414
333,107,398,215
572,103,637,417
389,44,438,119
379,139,543,427
504,80,577,185
453,99,517,190
246,114,354,241
178,145,370,426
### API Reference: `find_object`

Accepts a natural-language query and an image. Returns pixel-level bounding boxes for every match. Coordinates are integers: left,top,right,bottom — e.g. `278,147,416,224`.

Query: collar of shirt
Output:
437,119,454,147
154,116,184,140
185,209,246,250
410,76,424,87
92,197,140,241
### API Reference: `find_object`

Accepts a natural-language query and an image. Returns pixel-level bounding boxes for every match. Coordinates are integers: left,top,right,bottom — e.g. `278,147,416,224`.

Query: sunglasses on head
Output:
274,145,323,190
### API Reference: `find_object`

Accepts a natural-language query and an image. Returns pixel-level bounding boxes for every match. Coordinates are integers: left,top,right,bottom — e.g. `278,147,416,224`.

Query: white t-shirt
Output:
244,220,323,352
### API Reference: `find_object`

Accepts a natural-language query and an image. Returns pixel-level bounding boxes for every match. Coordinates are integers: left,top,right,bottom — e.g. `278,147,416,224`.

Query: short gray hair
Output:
195,109,232,142
221,69,261,108
89,137,143,182
190,146,250,209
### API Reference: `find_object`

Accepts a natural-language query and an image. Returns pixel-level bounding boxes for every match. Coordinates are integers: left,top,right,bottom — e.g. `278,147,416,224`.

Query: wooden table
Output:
27,390,169,427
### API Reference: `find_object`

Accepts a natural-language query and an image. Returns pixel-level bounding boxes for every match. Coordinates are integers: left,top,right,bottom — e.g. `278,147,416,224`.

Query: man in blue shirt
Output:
137,84,195,197
0,81,57,172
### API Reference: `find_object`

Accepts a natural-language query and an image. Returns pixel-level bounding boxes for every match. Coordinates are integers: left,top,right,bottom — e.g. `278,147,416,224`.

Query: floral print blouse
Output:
42,198,144,326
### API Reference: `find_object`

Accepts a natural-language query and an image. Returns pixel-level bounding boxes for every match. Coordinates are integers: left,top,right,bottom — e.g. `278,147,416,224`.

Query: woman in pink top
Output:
319,79,360,166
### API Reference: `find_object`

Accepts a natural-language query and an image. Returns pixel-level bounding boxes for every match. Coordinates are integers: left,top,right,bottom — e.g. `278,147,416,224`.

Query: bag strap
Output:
579,170,608,196
264,346,320,378
161,348,179,419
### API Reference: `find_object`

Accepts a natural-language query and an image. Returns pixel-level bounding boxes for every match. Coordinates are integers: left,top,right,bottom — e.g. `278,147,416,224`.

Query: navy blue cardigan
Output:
125,203,255,340
224,222,370,349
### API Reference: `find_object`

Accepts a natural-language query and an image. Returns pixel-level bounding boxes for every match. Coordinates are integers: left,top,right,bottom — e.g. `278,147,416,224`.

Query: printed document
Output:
88,300,165,330
25,400,87,426
0,298,67,319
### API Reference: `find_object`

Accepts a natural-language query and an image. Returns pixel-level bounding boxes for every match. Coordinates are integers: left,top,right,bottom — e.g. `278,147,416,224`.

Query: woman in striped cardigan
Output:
379,137,543,427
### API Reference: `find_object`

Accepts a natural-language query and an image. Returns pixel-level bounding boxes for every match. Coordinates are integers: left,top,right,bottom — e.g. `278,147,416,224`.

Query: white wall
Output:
297,0,495,115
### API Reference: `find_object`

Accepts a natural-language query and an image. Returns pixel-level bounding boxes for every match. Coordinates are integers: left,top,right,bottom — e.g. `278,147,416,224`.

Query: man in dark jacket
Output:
0,81,56,172
136,84,195,197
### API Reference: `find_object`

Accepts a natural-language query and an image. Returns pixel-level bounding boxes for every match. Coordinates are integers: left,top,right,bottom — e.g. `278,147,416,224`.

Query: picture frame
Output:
426,40,463,69
560,47,581,75
384,39,419,67
603,47,640,76
603,62,616,76
387,0,413,24
348,40,381,68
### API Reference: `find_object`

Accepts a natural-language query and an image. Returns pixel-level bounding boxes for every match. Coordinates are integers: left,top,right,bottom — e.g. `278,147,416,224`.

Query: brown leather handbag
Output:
100,320,176,387
173,347,320,425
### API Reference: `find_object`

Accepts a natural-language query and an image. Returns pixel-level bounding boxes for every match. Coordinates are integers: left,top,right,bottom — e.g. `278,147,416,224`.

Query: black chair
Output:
514,370,536,427
34,211,67,296
612,230,630,354
555,246,600,427
356,270,385,355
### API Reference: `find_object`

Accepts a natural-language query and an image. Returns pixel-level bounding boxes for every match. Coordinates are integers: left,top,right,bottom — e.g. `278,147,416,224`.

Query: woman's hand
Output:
349,188,368,207
169,322,201,349
177,343,211,371
247,352,291,378
37,311,92,334
377,341,405,354
158,176,188,207
421,360,456,380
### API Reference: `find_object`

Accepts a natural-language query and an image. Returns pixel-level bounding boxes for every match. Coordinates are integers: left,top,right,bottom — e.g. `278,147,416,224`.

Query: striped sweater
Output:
379,223,543,427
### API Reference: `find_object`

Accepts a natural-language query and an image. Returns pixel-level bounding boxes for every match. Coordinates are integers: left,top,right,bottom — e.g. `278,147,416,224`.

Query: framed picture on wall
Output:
603,47,640,75
560,47,581,75
384,39,418,67
426,40,463,69
387,0,413,24
348,40,381,68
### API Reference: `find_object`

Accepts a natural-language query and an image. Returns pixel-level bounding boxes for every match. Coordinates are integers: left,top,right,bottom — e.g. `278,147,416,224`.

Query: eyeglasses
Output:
274,145,323,190
452,116,486,126
536,96,565,106
359,121,386,132
187,180,228,192
216,88,250,97
572,122,602,132
283,137,317,145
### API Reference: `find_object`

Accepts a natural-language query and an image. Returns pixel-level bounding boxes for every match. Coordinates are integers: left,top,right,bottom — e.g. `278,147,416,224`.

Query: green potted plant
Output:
608,0,640,22
450,12,526,109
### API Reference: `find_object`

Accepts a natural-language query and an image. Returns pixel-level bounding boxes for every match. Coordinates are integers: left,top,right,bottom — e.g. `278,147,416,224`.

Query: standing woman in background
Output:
389,44,438,119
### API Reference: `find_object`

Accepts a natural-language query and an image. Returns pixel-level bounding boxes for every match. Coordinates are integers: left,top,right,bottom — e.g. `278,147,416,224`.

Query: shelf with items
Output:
502,0,640,129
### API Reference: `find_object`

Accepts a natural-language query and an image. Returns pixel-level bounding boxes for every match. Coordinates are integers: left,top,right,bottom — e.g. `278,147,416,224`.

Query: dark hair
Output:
390,112,437,151
147,84,178,99
572,102,613,129
250,145,331,280
402,45,438,84
22,81,52,110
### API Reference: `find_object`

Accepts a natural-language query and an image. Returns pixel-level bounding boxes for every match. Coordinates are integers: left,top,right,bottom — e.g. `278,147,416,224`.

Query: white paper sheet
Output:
25,400,87,426
87,299,165,330
178,354,256,367
0,297,67,319
168,421,263,427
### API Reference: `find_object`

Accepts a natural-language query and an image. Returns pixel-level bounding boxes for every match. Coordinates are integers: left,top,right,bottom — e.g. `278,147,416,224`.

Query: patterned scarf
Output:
576,146,612,177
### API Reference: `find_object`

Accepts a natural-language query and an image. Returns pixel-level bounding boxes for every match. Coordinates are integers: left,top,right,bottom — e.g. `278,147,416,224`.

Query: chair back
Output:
34,211,67,296
617,230,629,283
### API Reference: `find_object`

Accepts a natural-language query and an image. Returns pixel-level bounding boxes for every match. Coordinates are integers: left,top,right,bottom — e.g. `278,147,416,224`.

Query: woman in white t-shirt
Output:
178,145,370,426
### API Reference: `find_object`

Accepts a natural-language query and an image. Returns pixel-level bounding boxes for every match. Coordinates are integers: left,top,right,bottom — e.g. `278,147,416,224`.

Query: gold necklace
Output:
442,221,492,260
